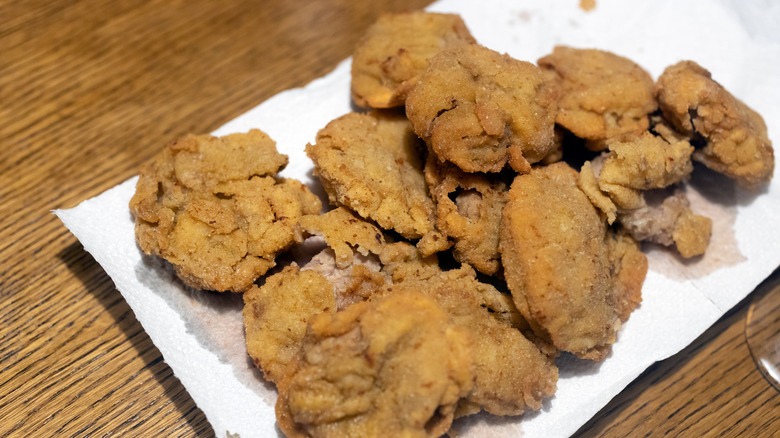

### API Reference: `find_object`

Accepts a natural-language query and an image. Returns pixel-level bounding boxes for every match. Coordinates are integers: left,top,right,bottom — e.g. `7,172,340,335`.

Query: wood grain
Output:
0,1,777,437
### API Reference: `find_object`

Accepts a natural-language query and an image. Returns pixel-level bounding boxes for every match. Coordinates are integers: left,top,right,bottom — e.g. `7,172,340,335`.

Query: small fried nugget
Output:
276,292,474,438
424,155,507,275
619,189,712,259
579,131,695,223
538,46,657,150
406,44,558,173
298,207,386,268
383,267,558,416
298,207,440,298
243,266,335,384
599,132,694,192
351,12,476,108
656,61,774,187
307,111,437,240
501,163,646,360
130,130,321,292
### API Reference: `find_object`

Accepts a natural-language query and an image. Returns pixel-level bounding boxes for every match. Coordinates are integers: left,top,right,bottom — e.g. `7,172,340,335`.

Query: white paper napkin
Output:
56,0,780,436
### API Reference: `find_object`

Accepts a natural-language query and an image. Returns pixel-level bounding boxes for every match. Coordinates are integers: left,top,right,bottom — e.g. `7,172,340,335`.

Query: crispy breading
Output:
382,267,557,416
276,292,474,438
424,155,507,274
406,44,558,173
599,132,694,192
243,266,335,384
351,12,476,108
298,207,386,268
656,60,774,187
306,111,437,240
538,46,657,150
130,130,321,292
672,209,713,259
619,189,712,259
501,163,646,360
578,131,695,221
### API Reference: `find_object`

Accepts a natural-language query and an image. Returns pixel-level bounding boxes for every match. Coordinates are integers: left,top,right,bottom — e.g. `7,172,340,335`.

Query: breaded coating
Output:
307,111,437,240
656,61,775,187
299,207,386,268
130,130,321,292
351,12,476,108
406,44,558,173
672,209,713,259
619,190,712,259
243,266,335,384
538,46,657,150
298,207,440,296
382,267,557,416
579,132,695,223
501,163,646,360
424,155,507,275
303,250,387,309
276,292,474,438
599,132,694,192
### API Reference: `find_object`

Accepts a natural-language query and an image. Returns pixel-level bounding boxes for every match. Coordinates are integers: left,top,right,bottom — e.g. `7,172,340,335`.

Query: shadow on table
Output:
58,241,216,438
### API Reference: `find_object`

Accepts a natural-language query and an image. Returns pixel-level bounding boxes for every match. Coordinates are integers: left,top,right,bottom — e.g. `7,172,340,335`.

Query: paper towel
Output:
56,0,780,436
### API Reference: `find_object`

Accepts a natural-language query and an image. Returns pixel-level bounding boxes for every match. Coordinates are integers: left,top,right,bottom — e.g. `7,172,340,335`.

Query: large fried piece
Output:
243,266,335,384
424,155,507,275
501,163,646,360
383,267,557,416
276,292,474,438
351,12,476,108
130,130,321,292
406,44,558,173
656,61,774,187
307,111,437,240
538,46,657,150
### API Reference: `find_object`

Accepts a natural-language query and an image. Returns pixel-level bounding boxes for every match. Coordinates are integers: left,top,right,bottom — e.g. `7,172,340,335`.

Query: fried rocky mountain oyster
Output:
130,130,321,292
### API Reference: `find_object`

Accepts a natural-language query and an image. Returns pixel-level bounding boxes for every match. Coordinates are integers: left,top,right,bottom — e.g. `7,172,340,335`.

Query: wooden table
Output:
2,1,777,436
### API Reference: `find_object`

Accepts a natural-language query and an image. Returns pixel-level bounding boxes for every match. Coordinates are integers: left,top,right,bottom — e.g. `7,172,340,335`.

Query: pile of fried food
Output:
129,11,774,438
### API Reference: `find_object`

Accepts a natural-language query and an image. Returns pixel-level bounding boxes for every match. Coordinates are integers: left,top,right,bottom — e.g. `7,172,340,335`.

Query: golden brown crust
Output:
243,266,335,384
276,292,474,438
500,163,645,360
130,130,321,292
655,60,774,187
538,46,657,150
299,207,386,268
406,44,558,173
672,209,712,259
424,155,507,275
351,12,476,108
381,267,558,416
306,111,436,239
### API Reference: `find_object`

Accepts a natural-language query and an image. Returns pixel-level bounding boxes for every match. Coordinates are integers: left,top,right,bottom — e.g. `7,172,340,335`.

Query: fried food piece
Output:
619,189,712,258
351,12,476,108
538,46,657,150
299,207,386,268
383,267,557,416
656,61,774,187
424,155,507,275
406,44,558,173
578,131,694,223
307,111,437,240
276,292,474,438
130,130,321,292
298,207,441,298
501,163,646,360
243,266,335,384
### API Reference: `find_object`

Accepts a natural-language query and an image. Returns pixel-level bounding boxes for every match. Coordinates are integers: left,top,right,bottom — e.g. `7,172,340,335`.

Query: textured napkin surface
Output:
57,0,780,436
